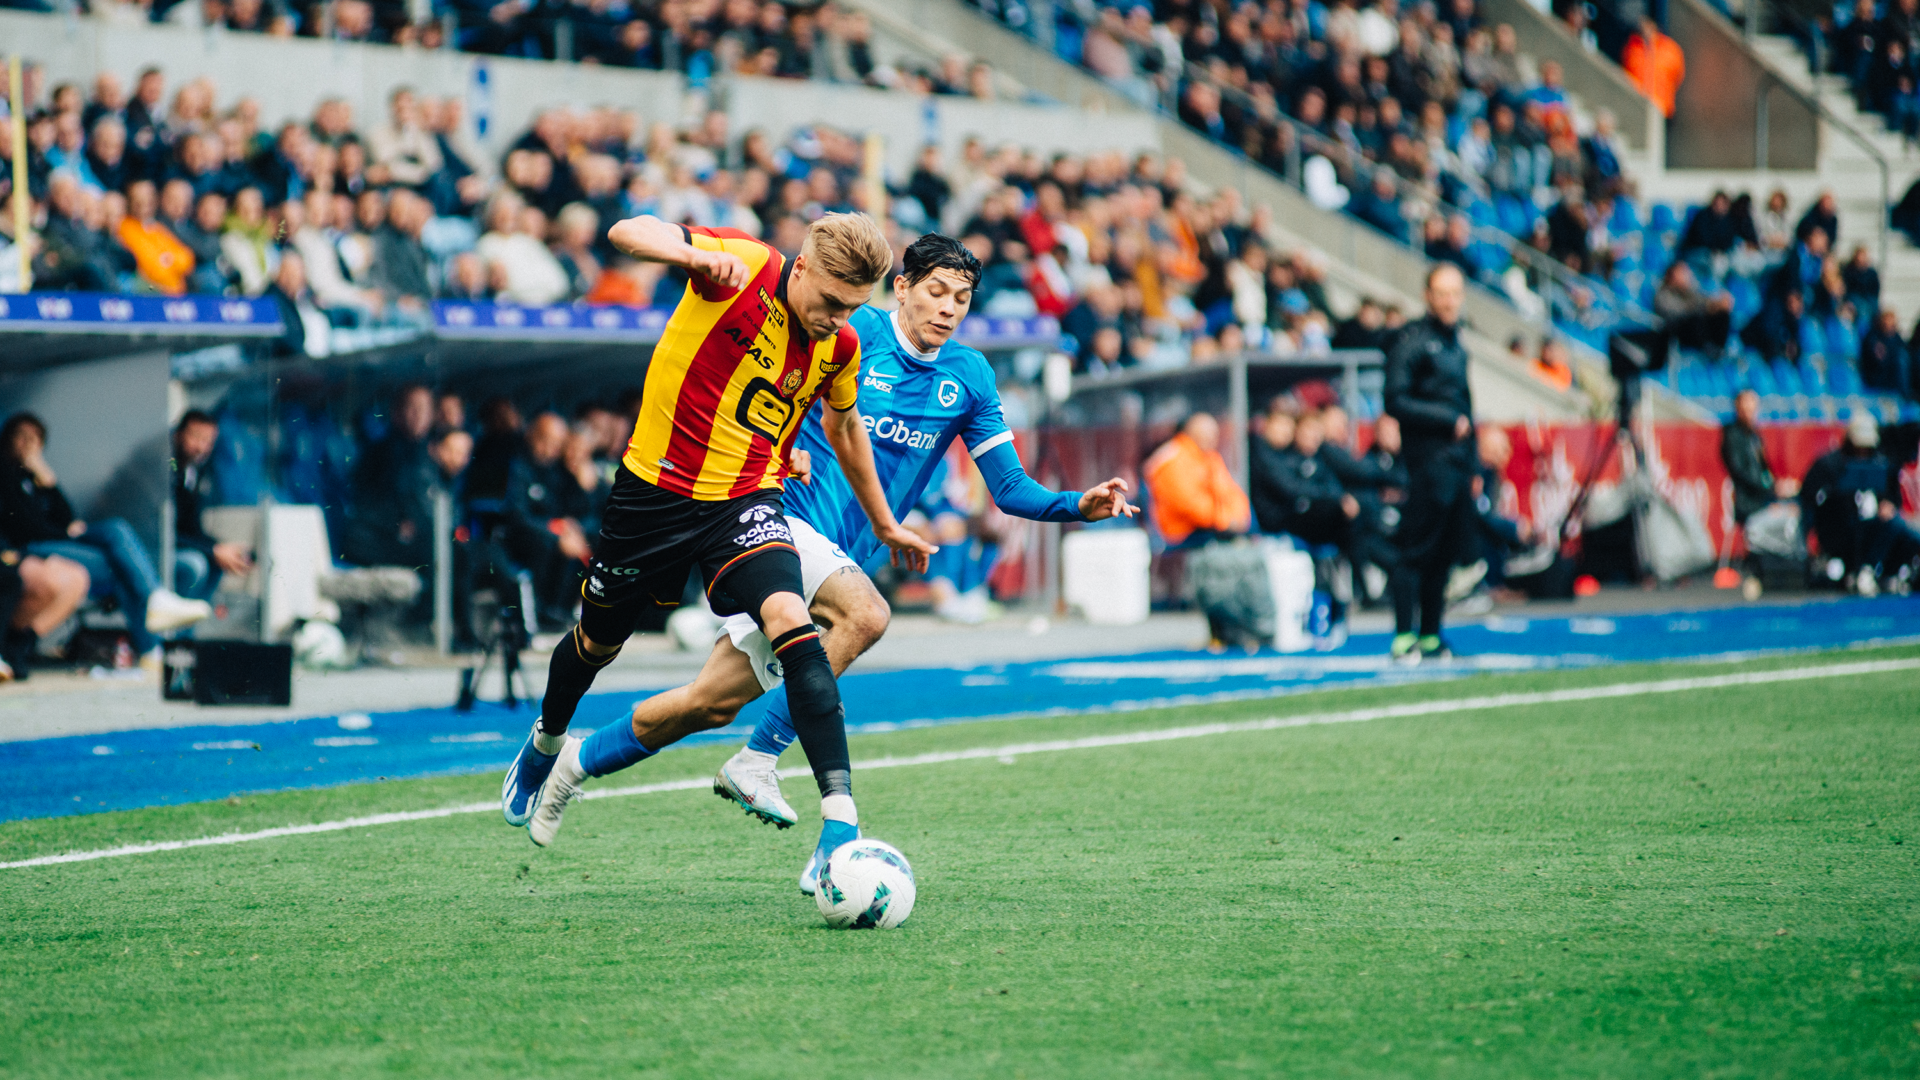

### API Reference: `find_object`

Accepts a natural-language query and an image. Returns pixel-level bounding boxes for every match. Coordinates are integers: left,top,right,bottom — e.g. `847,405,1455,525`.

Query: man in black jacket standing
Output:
1384,264,1476,662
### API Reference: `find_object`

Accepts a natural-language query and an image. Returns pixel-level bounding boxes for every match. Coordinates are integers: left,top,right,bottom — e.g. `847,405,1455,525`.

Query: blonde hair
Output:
800,212,893,286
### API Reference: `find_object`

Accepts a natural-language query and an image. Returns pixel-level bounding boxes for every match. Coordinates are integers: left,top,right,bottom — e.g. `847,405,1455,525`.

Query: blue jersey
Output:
784,305,1079,569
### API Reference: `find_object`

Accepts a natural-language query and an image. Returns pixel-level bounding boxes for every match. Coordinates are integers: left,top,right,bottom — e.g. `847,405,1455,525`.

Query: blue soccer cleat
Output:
501,722,559,827
799,818,859,896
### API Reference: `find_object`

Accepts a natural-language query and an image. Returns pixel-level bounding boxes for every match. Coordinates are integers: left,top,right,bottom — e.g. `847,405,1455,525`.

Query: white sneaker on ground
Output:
527,737,586,847
1855,567,1880,598
713,747,797,828
145,590,213,634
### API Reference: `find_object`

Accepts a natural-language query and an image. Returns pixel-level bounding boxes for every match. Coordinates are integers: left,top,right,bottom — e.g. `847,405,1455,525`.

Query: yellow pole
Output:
8,57,28,292
861,130,887,303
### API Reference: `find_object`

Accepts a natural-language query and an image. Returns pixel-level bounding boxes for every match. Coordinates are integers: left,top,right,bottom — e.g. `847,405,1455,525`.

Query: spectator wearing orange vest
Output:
116,179,195,295
1144,413,1251,546
1623,15,1686,118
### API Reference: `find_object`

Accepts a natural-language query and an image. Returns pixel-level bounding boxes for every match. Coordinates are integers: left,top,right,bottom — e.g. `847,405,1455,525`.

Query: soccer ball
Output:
815,839,916,929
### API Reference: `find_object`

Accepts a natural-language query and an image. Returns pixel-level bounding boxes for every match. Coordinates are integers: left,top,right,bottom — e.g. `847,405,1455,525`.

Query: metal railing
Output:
1168,56,1660,334
1730,0,1892,269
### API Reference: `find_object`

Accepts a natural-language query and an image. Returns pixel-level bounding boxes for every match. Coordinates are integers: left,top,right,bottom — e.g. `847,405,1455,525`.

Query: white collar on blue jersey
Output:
888,309,942,362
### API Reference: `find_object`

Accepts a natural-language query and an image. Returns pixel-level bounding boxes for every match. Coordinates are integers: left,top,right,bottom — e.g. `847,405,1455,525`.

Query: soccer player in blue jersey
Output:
522,234,1135,891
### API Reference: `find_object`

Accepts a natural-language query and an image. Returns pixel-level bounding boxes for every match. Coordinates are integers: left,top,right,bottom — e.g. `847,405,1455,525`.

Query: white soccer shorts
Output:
718,515,860,692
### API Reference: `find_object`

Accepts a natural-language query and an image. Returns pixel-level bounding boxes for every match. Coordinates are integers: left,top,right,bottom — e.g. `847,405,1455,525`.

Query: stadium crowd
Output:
0,60,1396,367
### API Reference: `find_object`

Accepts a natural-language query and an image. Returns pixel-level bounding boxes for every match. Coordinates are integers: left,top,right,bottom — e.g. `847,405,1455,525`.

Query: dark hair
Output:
1,412,47,456
901,232,983,290
177,409,217,432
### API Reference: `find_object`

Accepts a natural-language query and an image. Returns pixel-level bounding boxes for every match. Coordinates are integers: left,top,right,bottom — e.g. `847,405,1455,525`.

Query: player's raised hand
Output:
691,246,750,292
877,522,937,574
1078,477,1137,521
788,448,813,485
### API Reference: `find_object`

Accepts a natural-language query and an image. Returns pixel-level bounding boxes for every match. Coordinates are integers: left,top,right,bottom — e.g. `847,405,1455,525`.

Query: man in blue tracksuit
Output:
521,234,1136,890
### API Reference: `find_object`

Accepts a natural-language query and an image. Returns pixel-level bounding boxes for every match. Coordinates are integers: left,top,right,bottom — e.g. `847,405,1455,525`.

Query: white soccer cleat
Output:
145,589,213,634
527,736,586,847
712,747,797,829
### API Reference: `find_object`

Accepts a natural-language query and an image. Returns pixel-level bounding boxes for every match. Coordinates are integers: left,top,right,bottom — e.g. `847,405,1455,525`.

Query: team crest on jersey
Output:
937,379,961,408
780,368,804,397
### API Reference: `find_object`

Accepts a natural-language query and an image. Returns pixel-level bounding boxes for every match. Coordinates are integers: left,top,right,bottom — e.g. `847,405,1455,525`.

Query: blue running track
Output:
2,599,1915,822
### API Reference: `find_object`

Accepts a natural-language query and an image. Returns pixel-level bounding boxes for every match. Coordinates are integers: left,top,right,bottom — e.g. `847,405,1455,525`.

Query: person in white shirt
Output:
474,194,570,307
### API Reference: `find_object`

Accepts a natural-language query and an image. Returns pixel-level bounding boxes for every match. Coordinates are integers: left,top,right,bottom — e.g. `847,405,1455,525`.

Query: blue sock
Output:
746,693,799,756
577,713,657,778
815,818,858,858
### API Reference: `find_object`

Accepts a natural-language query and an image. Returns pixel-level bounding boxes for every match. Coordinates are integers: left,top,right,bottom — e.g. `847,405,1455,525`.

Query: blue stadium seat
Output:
1828,357,1863,395
1649,204,1680,233
1773,359,1805,396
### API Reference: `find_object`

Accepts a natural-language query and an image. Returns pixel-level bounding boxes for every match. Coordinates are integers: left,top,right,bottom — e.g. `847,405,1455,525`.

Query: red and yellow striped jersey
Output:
622,226,863,501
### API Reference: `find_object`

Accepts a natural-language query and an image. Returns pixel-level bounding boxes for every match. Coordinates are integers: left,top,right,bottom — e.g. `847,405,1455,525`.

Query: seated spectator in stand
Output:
1721,389,1798,530
1742,289,1808,362
1655,261,1734,354
220,186,276,296
1678,190,1740,269
369,188,435,314
176,190,230,294
1860,308,1910,395
366,87,443,191
1351,171,1409,241
1796,190,1840,247
266,251,333,359
504,412,593,630
551,202,603,300
1528,337,1576,391
288,191,384,323
1800,413,1920,593
343,385,439,568
35,175,117,292
116,179,196,295
1622,12,1686,118
1145,413,1249,547
1843,243,1881,317
476,194,570,306
171,410,254,602
0,412,211,664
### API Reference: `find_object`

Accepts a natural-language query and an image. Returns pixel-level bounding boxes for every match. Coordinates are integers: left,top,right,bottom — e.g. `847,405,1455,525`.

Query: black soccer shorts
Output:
581,467,805,633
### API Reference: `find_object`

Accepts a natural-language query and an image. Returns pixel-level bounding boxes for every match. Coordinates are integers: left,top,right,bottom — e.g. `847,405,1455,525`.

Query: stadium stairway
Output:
838,0,1615,424
1638,0,1920,310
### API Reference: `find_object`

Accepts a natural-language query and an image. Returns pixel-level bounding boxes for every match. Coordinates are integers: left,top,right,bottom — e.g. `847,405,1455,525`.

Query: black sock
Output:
771,625,850,798
1417,564,1447,637
538,625,621,735
1389,564,1417,636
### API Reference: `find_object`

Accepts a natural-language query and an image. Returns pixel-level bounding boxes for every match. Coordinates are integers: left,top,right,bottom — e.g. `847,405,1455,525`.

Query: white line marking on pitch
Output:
5,656,1915,872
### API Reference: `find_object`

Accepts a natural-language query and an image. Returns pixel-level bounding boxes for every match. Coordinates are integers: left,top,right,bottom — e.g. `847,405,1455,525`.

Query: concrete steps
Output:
1639,33,1920,308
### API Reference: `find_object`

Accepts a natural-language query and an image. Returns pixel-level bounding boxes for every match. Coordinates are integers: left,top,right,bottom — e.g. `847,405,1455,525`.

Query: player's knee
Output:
757,590,810,639
842,589,890,651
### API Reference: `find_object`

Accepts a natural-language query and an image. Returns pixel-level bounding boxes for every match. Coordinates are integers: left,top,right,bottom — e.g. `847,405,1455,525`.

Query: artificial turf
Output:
1,646,1917,1079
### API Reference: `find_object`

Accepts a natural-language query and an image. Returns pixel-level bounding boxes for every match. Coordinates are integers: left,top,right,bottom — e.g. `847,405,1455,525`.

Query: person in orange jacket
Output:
1623,14,1686,118
116,179,196,295
1144,412,1251,546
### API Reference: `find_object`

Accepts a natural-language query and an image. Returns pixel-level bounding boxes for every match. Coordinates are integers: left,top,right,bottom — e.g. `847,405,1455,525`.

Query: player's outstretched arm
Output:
972,441,1137,523
821,404,937,572
605,215,749,290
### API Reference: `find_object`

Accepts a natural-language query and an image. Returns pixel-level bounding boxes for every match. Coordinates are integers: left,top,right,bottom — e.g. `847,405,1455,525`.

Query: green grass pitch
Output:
2,646,1917,1078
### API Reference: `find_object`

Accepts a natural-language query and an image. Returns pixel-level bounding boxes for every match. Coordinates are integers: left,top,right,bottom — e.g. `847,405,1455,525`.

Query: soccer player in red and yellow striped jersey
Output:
503,212,935,856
